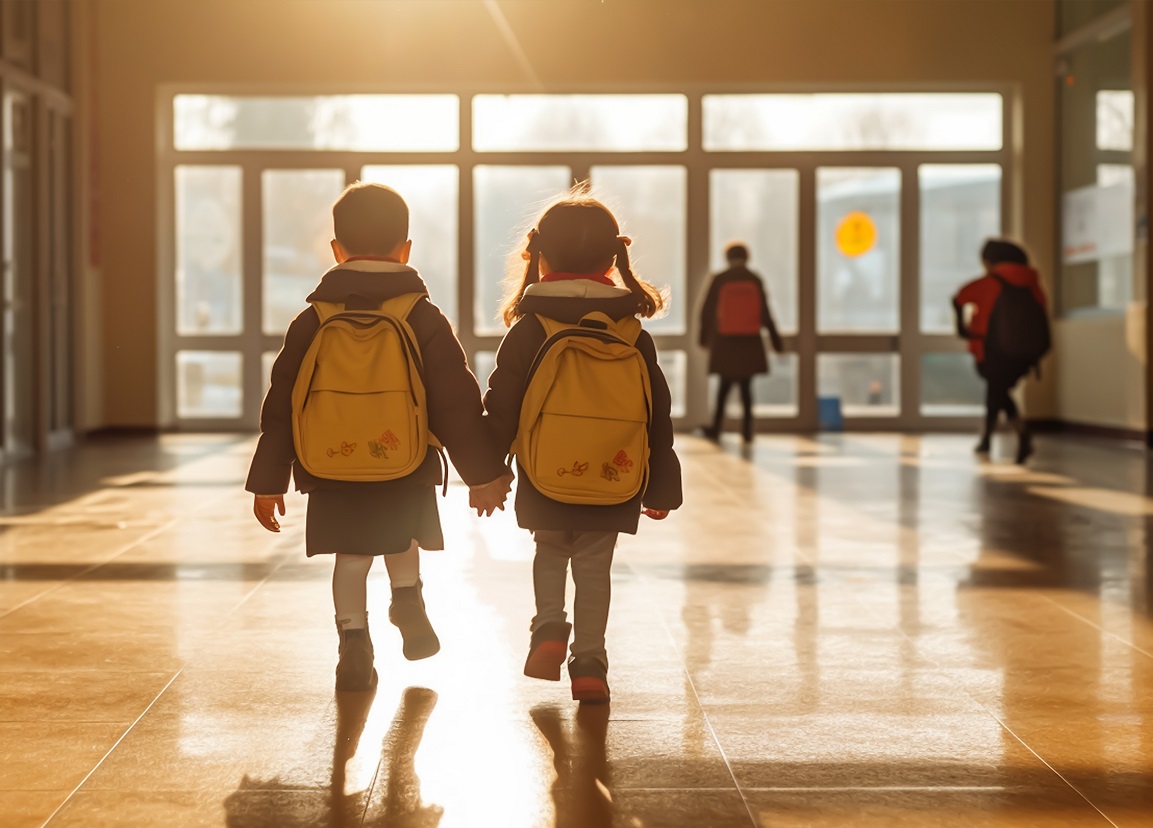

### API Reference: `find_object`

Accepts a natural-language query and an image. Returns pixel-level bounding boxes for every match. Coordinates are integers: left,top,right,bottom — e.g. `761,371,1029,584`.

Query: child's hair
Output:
981,238,1029,266
499,184,668,326
332,181,409,256
725,242,749,264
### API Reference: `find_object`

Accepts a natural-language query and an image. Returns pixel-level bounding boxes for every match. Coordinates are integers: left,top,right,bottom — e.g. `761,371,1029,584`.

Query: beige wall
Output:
86,0,1056,427
1053,310,1146,430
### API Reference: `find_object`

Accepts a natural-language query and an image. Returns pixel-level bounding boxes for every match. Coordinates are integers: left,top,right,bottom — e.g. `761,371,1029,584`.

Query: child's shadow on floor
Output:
531,703,612,828
224,686,442,828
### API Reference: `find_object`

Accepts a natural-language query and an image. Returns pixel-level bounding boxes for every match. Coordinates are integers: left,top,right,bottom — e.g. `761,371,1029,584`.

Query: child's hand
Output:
253,494,285,532
642,507,668,520
470,474,513,517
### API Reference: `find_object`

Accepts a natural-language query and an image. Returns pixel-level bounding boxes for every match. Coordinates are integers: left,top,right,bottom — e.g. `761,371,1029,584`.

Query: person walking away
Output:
246,182,510,693
698,243,784,444
482,188,683,704
952,238,1050,464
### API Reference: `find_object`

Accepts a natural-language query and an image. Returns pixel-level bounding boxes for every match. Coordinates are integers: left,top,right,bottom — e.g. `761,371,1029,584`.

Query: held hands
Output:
642,507,669,520
253,494,285,532
470,472,514,517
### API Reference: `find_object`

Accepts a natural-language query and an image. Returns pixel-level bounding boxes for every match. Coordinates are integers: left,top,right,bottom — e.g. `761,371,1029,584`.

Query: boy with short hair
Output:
247,181,509,691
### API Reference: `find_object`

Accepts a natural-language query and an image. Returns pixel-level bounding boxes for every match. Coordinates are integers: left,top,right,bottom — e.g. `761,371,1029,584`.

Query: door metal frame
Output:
156,83,1015,434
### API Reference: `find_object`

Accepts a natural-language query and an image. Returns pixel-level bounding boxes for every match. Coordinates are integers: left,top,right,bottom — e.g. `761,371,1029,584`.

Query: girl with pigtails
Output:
482,185,683,703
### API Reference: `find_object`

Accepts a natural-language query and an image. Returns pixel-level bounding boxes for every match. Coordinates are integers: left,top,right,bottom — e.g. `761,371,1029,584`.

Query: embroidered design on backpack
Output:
557,461,589,478
601,462,621,482
367,440,388,460
326,441,357,458
367,429,402,461
612,450,634,473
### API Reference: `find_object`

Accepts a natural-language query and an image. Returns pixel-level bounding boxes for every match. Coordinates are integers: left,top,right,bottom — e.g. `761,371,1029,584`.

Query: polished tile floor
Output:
2,432,1152,827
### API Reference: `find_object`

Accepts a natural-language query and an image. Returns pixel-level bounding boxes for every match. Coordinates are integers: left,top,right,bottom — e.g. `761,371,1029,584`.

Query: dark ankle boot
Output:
389,579,441,661
1015,430,1034,465
336,626,377,692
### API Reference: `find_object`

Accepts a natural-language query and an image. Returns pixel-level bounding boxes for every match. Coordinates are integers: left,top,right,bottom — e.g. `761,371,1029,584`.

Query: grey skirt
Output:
305,485,444,556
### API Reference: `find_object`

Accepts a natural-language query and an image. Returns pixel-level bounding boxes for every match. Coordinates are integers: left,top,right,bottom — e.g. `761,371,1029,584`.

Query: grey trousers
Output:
531,529,618,669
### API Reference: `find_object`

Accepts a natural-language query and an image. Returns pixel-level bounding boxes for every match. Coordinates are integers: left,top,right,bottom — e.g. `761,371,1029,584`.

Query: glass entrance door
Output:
706,160,1003,431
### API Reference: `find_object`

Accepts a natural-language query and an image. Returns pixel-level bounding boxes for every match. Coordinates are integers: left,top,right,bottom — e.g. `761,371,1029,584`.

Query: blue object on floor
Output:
818,395,843,431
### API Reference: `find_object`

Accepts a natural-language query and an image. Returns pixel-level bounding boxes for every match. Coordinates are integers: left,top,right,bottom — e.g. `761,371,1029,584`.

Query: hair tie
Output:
616,235,631,247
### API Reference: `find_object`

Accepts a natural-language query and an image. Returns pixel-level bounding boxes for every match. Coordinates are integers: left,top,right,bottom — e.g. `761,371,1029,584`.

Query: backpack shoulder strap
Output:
535,314,573,340
575,311,642,346
378,292,426,320
309,300,345,325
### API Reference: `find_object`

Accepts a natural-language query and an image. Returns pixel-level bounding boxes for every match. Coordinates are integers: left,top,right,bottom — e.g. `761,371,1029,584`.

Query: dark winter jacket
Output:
245,260,507,496
698,266,782,379
483,280,683,534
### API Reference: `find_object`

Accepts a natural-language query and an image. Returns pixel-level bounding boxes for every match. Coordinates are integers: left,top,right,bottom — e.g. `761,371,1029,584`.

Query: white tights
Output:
332,541,421,630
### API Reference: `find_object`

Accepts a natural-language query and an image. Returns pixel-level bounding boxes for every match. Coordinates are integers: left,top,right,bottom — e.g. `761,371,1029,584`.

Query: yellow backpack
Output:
291,293,438,481
513,312,652,505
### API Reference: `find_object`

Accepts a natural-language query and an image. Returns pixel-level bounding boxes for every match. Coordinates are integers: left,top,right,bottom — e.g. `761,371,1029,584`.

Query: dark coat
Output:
698,266,782,379
483,281,683,535
245,262,507,497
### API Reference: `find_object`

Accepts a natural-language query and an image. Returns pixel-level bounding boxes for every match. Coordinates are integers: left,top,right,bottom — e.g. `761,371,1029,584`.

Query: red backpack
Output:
716,279,763,336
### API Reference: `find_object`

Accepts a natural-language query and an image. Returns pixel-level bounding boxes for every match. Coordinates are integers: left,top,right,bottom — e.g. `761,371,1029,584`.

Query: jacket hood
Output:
306,260,428,305
990,262,1041,288
517,279,640,323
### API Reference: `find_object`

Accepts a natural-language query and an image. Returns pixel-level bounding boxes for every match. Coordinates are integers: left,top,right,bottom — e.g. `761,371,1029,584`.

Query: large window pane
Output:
473,95,687,152
362,166,460,324
704,94,1002,151
710,353,798,418
1097,90,1134,152
177,351,242,419
1058,24,1132,313
921,353,983,417
1097,164,1135,308
818,168,900,333
174,95,459,151
590,166,686,335
709,169,798,334
262,170,345,335
920,165,1001,334
176,166,242,335
473,165,571,335
818,354,900,417
657,351,687,419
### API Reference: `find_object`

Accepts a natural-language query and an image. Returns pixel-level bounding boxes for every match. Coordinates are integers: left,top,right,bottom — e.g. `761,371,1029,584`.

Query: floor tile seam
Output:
1042,595,1153,663
36,668,186,828
963,707,1120,826
644,570,759,828
815,566,1126,823
34,493,303,826
0,519,181,623
857,576,1125,825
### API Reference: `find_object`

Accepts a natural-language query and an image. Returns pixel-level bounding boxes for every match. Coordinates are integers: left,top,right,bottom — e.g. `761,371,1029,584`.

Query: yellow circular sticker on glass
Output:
835,211,878,258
